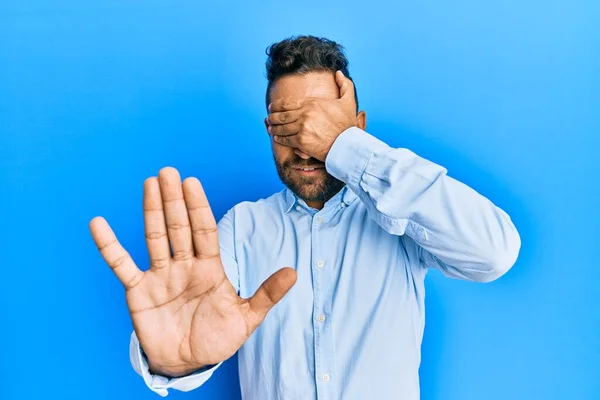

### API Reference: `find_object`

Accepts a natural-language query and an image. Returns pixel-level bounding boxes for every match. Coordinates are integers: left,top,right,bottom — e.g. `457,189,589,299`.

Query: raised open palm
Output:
90,167,297,377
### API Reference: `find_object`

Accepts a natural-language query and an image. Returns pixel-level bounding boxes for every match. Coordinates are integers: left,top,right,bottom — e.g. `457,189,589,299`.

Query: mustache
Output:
283,157,325,169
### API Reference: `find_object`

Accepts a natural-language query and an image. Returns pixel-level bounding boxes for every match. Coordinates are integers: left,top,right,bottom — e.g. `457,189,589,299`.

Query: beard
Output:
274,154,345,204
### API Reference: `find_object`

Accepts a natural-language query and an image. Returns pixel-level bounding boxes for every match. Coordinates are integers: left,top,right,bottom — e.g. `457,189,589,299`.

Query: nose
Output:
294,149,311,159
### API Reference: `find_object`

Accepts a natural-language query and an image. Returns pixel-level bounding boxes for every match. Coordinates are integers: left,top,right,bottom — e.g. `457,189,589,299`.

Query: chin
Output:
293,182,326,201
298,188,326,202
276,164,345,203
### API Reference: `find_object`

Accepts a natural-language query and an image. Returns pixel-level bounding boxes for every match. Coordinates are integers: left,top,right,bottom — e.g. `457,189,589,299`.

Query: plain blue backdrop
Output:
1,1,599,399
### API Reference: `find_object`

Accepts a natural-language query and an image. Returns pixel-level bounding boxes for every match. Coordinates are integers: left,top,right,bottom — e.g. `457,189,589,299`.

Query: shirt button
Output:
315,216,324,224
317,314,326,322
340,203,346,208
316,260,325,268
296,205,302,212
322,373,330,381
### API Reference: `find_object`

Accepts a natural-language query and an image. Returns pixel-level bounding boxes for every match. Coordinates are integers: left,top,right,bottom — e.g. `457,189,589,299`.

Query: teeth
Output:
301,168,315,171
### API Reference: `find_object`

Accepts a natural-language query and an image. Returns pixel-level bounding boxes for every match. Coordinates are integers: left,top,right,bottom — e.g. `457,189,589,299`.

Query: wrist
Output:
325,127,388,184
141,345,207,378
147,357,206,378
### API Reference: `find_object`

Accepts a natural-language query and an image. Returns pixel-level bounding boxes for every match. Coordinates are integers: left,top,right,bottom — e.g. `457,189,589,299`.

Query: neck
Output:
305,200,324,210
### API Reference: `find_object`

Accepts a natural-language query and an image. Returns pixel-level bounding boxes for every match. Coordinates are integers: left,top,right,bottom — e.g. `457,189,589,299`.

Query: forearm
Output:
326,127,521,281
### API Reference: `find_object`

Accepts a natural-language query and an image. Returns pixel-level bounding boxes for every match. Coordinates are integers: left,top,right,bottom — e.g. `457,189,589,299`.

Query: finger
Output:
182,177,219,259
143,177,171,270
247,267,297,324
335,70,356,107
272,134,297,148
267,109,303,126
268,121,301,136
158,167,193,262
269,99,303,113
90,216,144,289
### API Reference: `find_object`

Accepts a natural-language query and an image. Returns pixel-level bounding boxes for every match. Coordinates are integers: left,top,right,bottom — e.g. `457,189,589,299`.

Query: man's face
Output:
266,71,346,205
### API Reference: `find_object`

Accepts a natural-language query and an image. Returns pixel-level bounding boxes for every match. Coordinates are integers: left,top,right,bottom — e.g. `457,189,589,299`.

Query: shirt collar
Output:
341,185,358,205
283,185,358,214
283,188,298,214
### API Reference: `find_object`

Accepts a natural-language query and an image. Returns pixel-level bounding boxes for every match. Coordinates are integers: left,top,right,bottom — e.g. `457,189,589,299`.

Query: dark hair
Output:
265,35,359,112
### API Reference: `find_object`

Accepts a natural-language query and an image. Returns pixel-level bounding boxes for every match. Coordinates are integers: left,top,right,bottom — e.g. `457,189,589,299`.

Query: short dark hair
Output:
265,35,359,112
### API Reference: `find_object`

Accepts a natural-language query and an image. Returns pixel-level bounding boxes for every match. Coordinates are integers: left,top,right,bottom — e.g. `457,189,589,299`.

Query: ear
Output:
356,110,367,130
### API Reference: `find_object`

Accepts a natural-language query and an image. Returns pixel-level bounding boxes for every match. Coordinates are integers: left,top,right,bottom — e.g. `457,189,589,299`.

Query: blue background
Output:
1,1,599,399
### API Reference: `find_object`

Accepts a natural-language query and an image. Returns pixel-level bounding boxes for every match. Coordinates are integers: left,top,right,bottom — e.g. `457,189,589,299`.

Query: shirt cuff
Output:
129,331,222,396
325,127,391,188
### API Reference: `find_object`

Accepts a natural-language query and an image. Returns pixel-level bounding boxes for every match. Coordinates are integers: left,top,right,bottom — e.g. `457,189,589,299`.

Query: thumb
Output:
335,70,355,106
247,267,297,325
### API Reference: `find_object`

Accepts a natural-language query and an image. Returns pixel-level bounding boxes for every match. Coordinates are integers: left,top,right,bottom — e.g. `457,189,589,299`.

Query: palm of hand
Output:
90,167,296,377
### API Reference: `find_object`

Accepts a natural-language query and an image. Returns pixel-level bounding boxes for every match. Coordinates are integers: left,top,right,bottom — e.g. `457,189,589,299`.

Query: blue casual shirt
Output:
130,127,521,399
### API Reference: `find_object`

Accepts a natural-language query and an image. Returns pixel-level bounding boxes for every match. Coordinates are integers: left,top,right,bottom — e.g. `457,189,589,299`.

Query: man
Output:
90,35,520,399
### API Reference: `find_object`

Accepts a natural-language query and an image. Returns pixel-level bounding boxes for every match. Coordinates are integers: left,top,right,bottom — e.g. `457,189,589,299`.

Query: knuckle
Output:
163,196,184,204
192,226,218,235
110,254,129,270
187,204,210,212
145,231,167,240
126,273,144,289
196,252,220,260
168,222,190,231
98,238,117,252
172,249,193,260
151,257,170,269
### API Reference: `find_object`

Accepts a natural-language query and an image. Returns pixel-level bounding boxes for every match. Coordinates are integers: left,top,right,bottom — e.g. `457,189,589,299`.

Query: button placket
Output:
311,212,325,398
311,211,336,397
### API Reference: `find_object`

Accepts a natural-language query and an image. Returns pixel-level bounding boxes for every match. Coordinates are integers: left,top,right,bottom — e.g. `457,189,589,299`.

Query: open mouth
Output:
292,166,325,175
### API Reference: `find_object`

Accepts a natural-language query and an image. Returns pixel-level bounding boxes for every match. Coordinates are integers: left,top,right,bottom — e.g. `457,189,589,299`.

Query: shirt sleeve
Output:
129,207,240,395
129,331,221,397
325,127,521,283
